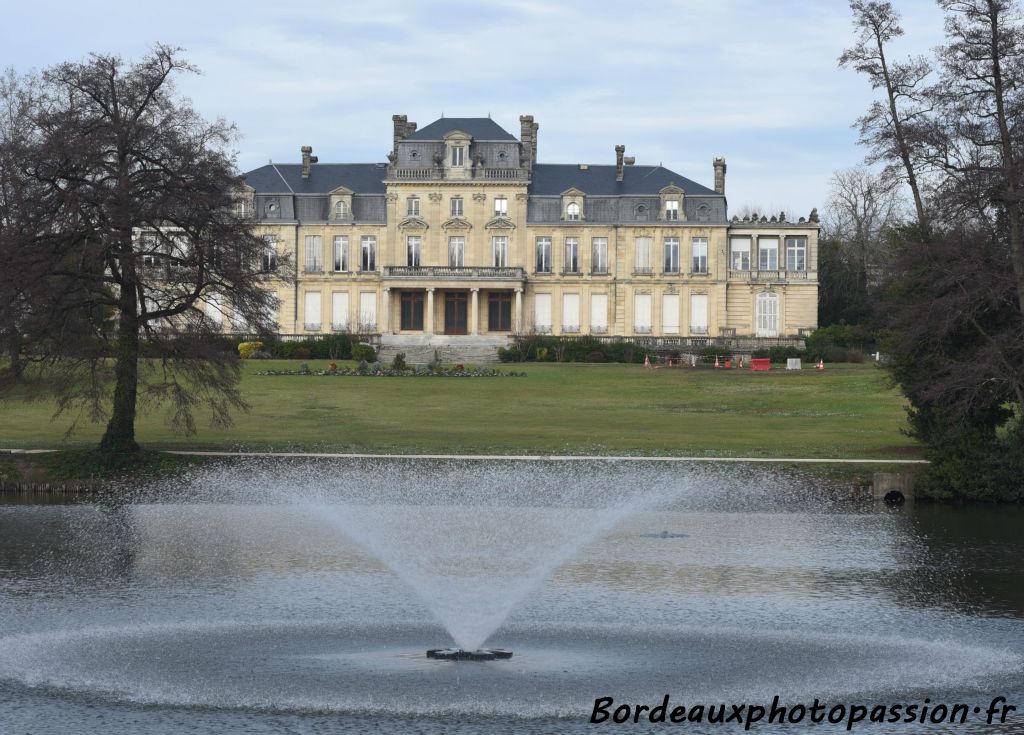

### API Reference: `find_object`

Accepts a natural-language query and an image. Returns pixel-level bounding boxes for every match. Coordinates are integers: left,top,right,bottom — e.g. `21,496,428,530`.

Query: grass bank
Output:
0,360,917,461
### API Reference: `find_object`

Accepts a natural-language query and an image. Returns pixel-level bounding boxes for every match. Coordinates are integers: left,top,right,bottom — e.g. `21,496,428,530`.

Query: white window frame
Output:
562,293,580,333
360,235,376,272
634,236,653,273
492,236,509,267
564,237,579,273
590,293,608,333
536,236,552,273
449,236,465,268
691,237,708,274
591,237,609,274
534,293,552,332
730,237,751,271
261,235,278,273
406,235,421,267
759,237,779,271
663,293,680,334
450,197,463,217
451,146,464,167
633,293,652,333
786,236,807,271
358,291,377,331
332,235,348,272
566,202,581,221
406,197,420,217
690,293,709,334
665,200,679,221
756,292,780,337
303,291,322,332
304,235,323,272
331,291,349,331
494,196,508,217
333,200,347,219
664,237,680,274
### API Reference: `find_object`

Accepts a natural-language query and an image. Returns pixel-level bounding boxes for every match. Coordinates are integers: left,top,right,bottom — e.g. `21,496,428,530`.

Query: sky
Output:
1,0,950,215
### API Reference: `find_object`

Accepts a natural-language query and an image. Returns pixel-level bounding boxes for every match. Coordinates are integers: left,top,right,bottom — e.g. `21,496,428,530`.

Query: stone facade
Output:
240,115,819,347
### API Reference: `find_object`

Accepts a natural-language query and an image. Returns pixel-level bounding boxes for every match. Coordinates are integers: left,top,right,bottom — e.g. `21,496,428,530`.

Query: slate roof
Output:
404,117,518,142
244,163,388,195
528,164,718,197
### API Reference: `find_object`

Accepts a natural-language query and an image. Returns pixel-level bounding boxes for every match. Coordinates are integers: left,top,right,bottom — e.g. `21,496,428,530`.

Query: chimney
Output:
531,120,539,164
615,145,626,182
713,157,727,195
519,115,535,171
301,146,317,179
392,114,408,159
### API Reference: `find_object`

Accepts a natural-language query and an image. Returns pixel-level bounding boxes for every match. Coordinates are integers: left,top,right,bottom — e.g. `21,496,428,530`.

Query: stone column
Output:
381,288,391,334
426,288,435,335
470,288,479,335
514,288,523,333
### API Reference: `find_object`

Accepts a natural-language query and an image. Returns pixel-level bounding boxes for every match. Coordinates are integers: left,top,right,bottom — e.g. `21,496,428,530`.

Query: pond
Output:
0,460,1021,733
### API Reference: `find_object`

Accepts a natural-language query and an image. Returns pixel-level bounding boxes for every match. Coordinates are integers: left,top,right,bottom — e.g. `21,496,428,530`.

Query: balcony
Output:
729,269,810,281
388,167,529,182
303,323,322,332
384,265,526,281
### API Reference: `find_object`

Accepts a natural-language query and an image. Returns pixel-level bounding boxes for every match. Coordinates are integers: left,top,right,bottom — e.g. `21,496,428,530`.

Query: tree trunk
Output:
99,297,141,455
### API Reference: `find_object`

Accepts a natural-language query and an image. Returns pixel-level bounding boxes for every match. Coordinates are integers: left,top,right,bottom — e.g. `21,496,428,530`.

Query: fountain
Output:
0,458,1022,733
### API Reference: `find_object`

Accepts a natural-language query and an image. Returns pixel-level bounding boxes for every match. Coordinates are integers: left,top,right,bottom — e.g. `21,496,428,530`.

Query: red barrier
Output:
750,358,771,371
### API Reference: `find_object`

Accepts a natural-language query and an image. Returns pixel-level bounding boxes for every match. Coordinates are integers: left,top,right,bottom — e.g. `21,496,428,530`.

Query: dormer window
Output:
407,197,420,217
235,200,249,218
333,200,347,219
265,201,278,218
451,146,465,167
566,202,581,221
665,200,679,221
450,197,464,217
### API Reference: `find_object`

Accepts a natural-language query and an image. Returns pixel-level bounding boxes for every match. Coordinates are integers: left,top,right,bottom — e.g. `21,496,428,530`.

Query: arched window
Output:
333,200,347,219
756,292,779,337
635,203,648,221
566,202,581,221
697,204,710,223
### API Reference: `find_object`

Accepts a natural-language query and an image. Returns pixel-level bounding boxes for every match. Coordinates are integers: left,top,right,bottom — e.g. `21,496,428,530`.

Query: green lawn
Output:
0,361,918,459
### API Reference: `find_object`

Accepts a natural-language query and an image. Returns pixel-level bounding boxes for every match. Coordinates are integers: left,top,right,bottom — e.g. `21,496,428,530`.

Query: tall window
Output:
303,291,321,331
360,236,376,272
786,237,807,271
633,293,652,333
304,235,322,272
730,237,751,270
566,202,581,221
562,293,580,332
756,292,779,337
235,200,249,218
333,200,347,219
591,293,608,333
406,197,420,216
664,237,680,273
448,236,465,267
406,235,421,267
690,294,709,334
492,236,509,267
450,197,463,217
564,238,579,273
332,235,348,272
400,291,425,331
692,237,708,274
591,237,609,274
451,146,464,166
261,235,278,273
494,197,508,217
759,237,779,270
488,292,512,332
665,200,680,221
534,293,552,332
634,236,653,273
536,236,552,273
141,233,161,268
663,294,680,334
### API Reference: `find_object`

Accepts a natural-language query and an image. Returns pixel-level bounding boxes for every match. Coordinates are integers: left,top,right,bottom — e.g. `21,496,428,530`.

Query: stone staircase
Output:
376,336,511,365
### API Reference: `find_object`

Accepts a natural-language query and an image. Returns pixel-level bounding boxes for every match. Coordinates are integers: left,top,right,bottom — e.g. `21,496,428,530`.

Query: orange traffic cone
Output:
816,359,824,371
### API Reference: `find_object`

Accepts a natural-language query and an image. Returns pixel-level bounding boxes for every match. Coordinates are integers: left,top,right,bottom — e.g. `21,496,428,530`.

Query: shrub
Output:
586,350,606,363
293,347,312,360
427,350,442,370
352,343,377,362
767,345,804,363
392,352,407,371
497,346,522,362
357,359,369,374
237,341,264,359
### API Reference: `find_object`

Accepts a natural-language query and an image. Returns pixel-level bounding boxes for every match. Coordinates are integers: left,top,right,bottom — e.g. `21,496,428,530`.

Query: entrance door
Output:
444,292,468,335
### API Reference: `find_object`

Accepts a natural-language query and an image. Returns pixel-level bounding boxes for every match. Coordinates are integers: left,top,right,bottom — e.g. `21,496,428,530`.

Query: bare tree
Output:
840,1,932,230
0,46,286,454
819,167,906,324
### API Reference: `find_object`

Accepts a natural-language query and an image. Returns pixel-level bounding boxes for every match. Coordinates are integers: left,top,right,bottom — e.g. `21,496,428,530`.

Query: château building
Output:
239,114,819,354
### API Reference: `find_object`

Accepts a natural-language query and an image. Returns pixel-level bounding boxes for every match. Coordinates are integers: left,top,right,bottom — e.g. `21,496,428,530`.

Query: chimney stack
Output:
392,114,409,160
519,115,536,171
615,145,626,182
713,157,727,195
301,146,318,179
